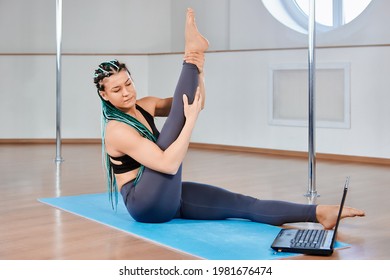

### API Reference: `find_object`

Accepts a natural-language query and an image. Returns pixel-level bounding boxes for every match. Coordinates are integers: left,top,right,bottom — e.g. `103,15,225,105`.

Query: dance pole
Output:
55,0,63,162
305,0,318,198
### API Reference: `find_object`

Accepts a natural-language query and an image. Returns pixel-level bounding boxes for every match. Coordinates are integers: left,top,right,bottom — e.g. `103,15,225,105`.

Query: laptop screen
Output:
330,176,350,247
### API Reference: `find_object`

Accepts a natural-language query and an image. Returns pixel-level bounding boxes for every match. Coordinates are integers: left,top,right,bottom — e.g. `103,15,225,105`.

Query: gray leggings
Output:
120,62,317,224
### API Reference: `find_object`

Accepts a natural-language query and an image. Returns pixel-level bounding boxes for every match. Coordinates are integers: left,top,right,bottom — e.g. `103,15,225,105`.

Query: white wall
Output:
1,0,389,159
0,0,163,138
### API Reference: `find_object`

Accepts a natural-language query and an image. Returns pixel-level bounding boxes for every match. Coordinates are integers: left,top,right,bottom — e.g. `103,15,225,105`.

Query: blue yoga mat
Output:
38,193,348,260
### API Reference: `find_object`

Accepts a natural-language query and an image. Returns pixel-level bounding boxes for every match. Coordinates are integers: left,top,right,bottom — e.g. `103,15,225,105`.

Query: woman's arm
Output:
198,71,205,110
155,97,173,117
137,96,173,117
105,89,203,175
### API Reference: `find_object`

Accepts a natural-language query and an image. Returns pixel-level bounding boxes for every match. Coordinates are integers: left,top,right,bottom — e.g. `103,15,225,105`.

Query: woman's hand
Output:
184,52,205,73
184,52,206,109
183,86,203,124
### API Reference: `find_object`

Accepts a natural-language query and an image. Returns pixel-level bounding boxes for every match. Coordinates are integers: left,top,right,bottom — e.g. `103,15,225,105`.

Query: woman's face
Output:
99,69,137,113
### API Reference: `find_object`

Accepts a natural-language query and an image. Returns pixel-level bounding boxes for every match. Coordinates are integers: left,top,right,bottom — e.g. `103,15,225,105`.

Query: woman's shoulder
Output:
105,120,133,135
104,120,140,148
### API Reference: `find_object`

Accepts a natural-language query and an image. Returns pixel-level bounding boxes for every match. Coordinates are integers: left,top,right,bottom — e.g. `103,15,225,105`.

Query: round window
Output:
262,0,373,33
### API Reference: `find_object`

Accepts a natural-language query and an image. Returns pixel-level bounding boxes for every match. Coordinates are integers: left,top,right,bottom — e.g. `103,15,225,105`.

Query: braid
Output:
94,59,157,210
93,59,127,91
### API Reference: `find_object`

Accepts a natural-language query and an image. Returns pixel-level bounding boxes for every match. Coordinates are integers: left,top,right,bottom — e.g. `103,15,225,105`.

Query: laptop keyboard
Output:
291,229,326,248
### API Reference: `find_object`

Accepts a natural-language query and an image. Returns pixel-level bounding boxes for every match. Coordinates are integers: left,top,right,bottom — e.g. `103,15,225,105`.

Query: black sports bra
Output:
109,104,160,174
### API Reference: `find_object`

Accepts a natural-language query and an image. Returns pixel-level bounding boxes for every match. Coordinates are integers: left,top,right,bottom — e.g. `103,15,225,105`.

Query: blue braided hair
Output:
93,59,157,210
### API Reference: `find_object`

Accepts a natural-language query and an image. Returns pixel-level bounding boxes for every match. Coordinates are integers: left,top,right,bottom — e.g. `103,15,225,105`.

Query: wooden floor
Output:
1,143,389,260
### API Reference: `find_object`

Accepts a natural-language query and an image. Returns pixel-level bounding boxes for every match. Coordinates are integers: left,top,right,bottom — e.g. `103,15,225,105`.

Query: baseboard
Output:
0,138,101,144
1,139,388,165
189,142,390,166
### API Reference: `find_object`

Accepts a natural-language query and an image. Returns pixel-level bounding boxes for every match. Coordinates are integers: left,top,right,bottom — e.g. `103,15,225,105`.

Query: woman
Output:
93,8,364,228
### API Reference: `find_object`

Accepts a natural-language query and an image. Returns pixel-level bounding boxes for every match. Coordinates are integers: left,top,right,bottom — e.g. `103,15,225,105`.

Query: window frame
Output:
263,0,373,34
281,0,338,32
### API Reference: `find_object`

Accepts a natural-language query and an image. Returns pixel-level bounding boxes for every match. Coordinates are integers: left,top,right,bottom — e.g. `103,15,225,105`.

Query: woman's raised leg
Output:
121,9,208,223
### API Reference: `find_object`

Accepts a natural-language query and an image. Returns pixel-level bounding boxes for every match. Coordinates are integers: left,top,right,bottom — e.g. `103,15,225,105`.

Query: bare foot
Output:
316,205,365,229
185,8,209,54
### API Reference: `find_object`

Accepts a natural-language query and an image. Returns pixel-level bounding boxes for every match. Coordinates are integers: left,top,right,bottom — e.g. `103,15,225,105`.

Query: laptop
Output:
271,176,350,256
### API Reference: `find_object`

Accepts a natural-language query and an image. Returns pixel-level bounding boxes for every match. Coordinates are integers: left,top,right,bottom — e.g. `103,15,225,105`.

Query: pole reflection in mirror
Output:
55,161,62,197
55,0,63,163
305,0,319,200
